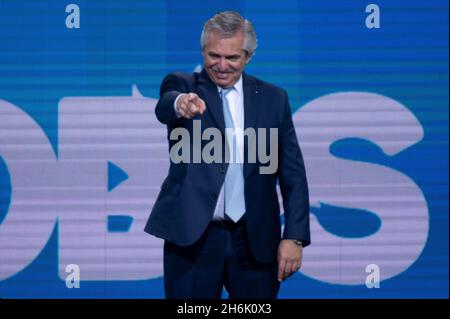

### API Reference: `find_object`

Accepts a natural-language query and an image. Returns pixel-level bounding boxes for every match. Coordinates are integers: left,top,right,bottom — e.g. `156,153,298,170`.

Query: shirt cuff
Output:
173,93,185,118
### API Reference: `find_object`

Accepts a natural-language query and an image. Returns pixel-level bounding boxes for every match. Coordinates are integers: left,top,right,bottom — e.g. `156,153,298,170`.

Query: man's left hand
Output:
277,239,303,282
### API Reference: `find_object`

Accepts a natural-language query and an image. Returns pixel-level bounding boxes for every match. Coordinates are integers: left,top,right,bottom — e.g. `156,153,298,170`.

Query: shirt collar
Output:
217,75,243,96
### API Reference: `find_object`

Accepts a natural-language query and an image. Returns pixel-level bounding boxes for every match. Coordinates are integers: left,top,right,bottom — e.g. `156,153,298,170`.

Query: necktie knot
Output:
220,87,233,99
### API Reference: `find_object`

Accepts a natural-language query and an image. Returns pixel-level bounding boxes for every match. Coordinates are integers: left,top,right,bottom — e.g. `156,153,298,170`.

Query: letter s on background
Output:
293,92,428,285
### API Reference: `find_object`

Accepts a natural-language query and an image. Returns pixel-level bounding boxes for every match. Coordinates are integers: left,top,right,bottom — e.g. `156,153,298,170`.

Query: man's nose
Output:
218,58,228,70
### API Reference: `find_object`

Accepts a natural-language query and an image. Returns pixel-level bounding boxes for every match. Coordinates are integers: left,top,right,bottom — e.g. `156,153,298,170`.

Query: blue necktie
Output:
221,88,245,222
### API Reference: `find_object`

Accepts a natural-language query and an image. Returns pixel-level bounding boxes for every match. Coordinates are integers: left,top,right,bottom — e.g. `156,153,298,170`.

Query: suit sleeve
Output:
155,73,188,126
278,89,311,247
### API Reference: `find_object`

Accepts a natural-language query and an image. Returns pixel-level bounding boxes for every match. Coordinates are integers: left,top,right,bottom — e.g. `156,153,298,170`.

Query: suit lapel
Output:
196,69,226,136
243,72,259,179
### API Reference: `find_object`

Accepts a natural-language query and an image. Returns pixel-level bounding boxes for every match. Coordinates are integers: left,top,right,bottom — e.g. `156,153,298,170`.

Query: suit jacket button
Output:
220,165,226,174
212,193,217,200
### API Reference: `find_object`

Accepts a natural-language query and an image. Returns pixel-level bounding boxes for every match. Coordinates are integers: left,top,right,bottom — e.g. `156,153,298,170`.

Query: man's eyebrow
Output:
207,52,242,59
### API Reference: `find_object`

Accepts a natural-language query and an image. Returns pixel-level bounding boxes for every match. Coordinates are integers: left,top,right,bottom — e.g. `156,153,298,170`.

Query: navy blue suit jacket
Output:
144,69,310,263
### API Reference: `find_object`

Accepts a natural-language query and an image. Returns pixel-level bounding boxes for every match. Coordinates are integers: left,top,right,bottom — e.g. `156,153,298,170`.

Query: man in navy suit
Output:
145,11,310,299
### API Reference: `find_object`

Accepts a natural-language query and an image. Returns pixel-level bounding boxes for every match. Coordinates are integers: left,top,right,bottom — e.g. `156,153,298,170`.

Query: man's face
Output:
203,30,250,88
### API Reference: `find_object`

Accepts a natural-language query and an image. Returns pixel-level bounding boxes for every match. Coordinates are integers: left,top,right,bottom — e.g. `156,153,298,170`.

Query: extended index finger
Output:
189,94,206,114
187,93,199,102
197,98,206,114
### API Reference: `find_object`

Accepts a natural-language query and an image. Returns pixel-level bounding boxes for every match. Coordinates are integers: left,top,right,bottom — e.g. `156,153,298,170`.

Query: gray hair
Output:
200,11,257,58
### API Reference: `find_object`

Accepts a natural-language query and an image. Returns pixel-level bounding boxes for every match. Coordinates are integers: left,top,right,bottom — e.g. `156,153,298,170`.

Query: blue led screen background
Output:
0,0,448,298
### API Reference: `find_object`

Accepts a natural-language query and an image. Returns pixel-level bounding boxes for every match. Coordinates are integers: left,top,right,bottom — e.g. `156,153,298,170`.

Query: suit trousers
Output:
163,218,280,299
